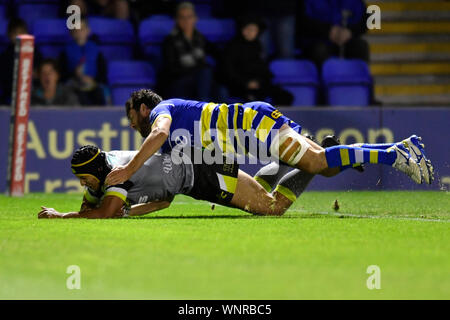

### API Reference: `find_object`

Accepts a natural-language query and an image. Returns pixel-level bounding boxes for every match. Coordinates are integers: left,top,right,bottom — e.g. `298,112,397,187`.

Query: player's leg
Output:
230,170,293,216
356,136,433,184
271,124,424,184
272,169,315,206
253,135,338,192
254,162,291,192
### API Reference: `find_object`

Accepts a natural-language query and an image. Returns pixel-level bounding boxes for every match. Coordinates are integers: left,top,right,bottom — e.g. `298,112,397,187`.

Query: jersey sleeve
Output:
149,102,174,129
104,180,134,204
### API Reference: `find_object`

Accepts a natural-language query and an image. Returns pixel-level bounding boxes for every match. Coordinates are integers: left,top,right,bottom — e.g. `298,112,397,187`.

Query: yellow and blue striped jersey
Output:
149,98,302,155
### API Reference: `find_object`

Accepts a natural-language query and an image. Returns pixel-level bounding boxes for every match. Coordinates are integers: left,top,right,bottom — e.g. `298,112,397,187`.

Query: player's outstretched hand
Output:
38,206,62,219
105,165,131,186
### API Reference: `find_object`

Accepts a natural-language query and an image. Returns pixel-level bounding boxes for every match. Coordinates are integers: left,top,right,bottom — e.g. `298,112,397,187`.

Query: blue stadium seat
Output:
33,19,71,58
196,18,235,45
322,58,372,106
107,61,156,106
270,59,319,106
88,18,135,61
17,3,60,31
139,15,174,66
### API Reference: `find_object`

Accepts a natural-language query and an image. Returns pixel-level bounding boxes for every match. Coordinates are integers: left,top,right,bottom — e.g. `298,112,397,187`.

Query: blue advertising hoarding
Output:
0,106,448,193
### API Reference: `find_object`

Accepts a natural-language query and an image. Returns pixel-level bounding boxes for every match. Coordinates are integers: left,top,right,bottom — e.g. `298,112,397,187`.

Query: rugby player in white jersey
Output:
38,145,311,218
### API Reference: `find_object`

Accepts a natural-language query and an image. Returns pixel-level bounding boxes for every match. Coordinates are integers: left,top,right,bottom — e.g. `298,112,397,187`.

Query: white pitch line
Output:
289,208,449,223
172,202,449,223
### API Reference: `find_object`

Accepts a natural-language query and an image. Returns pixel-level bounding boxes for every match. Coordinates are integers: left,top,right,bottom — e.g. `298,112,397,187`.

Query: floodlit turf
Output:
0,191,449,299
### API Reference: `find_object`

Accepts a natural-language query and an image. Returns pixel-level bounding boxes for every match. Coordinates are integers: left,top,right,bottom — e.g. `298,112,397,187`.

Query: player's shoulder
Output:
156,98,186,108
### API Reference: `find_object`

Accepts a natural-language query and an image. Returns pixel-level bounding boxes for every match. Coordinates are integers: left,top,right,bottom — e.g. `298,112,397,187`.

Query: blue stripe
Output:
348,148,356,164
363,149,371,162
210,105,219,144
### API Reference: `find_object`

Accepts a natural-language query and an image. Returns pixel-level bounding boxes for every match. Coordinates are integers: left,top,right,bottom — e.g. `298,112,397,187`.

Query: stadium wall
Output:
0,107,448,193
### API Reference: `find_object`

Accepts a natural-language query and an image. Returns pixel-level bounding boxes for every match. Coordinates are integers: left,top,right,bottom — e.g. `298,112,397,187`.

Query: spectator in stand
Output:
219,16,293,105
59,17,108,105
0,19,42,105
299,0,370,68
31,59,79,106
225,0,297,59
159,1,219,101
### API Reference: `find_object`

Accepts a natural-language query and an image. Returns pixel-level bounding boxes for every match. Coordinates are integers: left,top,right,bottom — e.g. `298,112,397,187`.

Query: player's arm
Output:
80,195,97,213
105,116,172,185
38,196,125,219
127,200,172,216
127,116,171,175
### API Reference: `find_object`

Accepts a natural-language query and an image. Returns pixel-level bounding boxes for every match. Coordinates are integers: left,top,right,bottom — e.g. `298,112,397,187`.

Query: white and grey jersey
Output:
84,151,194,206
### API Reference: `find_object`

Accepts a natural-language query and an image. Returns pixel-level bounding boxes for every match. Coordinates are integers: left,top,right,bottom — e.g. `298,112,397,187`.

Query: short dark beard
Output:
138,113,151,138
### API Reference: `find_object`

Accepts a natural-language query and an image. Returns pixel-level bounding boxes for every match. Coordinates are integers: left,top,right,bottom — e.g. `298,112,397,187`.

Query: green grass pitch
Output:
0,191,449,299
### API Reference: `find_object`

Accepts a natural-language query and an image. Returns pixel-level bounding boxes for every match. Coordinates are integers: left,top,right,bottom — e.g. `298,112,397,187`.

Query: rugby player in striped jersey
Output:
105,90,434,201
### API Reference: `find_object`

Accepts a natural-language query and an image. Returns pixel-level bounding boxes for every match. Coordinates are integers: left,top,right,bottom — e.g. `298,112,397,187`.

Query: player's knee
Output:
270,204,288,216
260,194,289,216
249,193,285,216
270,127,310,167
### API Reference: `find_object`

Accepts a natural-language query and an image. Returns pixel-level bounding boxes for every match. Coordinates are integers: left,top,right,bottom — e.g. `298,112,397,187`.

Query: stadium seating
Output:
88,18,135,61
196,18,235,46
33,19,71,58
107,61,156,106
322,58,372,106
139,15,174,67
17,3,60,31
270,59,319,106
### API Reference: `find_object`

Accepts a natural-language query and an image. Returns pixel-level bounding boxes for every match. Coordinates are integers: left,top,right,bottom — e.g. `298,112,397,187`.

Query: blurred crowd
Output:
0,0,371,107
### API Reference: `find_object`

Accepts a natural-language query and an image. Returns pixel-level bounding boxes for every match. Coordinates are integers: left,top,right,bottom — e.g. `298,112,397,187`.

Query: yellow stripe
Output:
370,62,450,76
222,175,237,194
370,43,450,54
242,108,258,131
255,116,276,143
75,173,100,183
370,150,378,164
254,176,272,193
216,103,231,153
84,190,99,204
151,114,172,129
375,84,450,96
368,22,450,34
233,103,246,153
104,191,127,202
200,103,216,148
71,149,100,167
274,185,296,203
376,2,450,12
340,148,350,166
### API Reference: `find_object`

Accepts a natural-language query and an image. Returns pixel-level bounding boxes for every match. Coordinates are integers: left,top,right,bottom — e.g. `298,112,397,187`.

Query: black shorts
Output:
186,161,239,206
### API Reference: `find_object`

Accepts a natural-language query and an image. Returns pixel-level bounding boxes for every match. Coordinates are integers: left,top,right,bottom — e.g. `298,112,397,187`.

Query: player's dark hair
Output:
126,89,163,116
7,18,28,36
71,145,111,185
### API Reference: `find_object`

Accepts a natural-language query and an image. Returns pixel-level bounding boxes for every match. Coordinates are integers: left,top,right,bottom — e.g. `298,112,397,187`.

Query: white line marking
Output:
171,202,449,222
